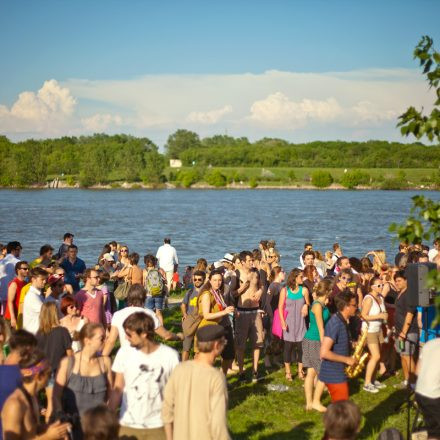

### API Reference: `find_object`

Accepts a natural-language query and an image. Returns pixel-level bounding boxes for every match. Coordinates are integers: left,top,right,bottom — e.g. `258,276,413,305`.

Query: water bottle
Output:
266,384,290,392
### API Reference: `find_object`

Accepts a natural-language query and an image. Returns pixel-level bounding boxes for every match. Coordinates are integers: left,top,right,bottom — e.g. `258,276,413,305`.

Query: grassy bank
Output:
162,306,410,440
39,166,439,190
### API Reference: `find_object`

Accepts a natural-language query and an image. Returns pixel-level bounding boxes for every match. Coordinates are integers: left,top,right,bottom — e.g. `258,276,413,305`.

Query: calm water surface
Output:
0,189,438,271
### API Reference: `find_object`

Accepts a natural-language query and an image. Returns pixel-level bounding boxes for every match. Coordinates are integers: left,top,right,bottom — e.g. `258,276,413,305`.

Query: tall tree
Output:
165,129,200,159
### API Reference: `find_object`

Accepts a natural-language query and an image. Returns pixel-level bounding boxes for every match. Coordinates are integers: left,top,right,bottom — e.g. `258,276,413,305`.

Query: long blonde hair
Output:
38,302,60,334
371,250,387,274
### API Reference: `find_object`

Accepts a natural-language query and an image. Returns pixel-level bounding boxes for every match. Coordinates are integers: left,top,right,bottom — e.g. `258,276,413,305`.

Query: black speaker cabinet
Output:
405,263,437,307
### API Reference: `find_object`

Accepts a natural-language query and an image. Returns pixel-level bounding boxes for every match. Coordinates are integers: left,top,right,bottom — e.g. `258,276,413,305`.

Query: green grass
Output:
162,306,410,439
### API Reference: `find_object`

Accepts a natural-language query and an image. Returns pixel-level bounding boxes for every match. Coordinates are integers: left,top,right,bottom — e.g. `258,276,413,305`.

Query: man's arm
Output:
2,397,24,440
108,372,124,411
102,326,119,357
320,336,354,366
7,282,18,327
155,325,183,341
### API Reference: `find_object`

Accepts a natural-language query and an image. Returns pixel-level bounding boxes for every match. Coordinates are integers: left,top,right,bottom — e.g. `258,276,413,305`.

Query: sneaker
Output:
394,380,408,389
373,380,386,389
252,371,262,383
363,383,379,393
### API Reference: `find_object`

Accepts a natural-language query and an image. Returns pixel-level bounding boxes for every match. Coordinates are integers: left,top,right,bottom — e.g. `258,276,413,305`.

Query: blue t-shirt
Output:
0,364,22,440
319,314,350,384
60,257,86,292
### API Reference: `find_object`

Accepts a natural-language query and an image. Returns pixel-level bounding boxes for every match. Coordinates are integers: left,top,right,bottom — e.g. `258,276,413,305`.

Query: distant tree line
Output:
0,130,439,187
0,134,164,186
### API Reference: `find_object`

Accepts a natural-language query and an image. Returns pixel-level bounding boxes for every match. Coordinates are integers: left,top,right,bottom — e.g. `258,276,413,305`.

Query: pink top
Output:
75,289,104,324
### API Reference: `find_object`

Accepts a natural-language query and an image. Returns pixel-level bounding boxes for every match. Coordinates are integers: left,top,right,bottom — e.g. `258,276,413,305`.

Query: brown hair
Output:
30,267,48,280
38,302,60,335
286,268,302,290
126,284,147,307
313,279,332,299
323,400,361,440
269,266,283,283
79,323,104,345
123,312,155,341
303,265,317,282
81,404,120,440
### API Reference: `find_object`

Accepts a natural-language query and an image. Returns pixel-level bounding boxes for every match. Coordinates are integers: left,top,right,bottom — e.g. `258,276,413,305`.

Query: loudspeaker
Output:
405,263,437,307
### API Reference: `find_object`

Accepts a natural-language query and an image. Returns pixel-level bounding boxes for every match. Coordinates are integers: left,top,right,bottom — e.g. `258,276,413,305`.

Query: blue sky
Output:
1,0,439,146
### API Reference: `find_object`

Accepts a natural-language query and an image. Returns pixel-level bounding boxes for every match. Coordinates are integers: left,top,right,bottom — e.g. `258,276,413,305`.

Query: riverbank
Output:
2,181,436,190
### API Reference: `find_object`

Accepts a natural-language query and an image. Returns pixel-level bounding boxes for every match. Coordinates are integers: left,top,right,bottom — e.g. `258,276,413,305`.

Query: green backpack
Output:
145,269,164,296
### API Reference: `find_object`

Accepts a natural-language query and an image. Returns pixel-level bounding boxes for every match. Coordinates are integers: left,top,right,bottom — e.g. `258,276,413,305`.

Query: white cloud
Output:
350,100,398,125
186,105,232,124
0,79,76,134
1,69,436,143
82,113,123,132
249,92,342,128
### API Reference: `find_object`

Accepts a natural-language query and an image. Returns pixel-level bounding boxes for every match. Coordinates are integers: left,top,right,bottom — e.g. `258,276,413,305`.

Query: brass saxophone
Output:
345,327,369,378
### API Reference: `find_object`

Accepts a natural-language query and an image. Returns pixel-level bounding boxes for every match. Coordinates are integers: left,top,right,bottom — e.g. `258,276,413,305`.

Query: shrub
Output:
65,175,76,187
176,169,201,188
204,170,227,187
340,170,371,189
380,178,406,190
311,170,334,188
249,177,258,188
287,170,296,182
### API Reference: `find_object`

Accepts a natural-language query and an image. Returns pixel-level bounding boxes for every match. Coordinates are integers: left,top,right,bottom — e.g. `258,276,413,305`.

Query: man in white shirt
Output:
156,238,178,291
0,241,22,314
109,312,179,439
23,267,48,334
415,338,440,439
428,238,440,262
102,284,183,356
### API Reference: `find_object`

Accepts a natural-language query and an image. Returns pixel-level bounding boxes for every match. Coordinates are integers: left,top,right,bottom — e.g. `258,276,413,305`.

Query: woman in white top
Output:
361,276,388,393
60,295,88,353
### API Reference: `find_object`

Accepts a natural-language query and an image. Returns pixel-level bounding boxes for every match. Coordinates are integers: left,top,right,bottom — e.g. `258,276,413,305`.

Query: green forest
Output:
0,130,439,189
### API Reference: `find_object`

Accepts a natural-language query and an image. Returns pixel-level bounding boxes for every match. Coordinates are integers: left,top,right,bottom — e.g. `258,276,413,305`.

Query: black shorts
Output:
415,393,440,438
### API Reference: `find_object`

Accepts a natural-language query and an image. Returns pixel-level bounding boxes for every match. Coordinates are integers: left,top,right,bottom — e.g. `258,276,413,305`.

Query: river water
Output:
0,189,438,271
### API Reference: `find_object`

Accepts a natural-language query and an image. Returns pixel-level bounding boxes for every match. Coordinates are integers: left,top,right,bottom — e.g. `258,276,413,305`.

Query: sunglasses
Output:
20,267,29,271
372,284,383,288
120,249,128,253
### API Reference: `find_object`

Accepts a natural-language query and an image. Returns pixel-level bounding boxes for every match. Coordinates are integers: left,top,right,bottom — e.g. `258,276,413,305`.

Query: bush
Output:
65,175,76,187
311,170,334,188
380,178,406,190
340,170,370,189
177,169,200,188
204,170,227,187
287,170,296,182
249,177,258,188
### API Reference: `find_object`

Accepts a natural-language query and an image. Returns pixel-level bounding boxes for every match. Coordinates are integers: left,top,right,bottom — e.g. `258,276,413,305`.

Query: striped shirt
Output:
319,314,350,384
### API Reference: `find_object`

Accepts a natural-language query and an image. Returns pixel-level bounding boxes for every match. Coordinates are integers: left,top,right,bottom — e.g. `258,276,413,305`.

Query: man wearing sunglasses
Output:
181,270,206,361
4,261,29,329
0,241,22,315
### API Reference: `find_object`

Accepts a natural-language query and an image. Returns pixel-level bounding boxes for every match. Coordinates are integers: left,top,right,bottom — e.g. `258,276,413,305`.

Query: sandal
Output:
285,372,293,382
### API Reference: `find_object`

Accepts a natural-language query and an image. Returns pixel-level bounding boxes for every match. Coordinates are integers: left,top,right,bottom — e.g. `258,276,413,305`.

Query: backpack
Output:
145,269,164,296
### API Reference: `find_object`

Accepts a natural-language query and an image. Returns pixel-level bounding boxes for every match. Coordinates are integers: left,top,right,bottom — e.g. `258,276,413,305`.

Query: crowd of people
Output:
0,234,439,440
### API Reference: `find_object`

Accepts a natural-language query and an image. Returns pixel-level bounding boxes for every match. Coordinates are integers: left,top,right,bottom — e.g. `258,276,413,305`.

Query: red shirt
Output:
75,289,104,324
4,278,26,320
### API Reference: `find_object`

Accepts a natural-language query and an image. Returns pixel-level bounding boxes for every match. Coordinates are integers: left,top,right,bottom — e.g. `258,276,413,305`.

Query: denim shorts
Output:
145,295,164,311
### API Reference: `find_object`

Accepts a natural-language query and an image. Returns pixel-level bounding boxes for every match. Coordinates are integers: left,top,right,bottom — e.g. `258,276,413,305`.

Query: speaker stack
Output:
405,262,437,308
